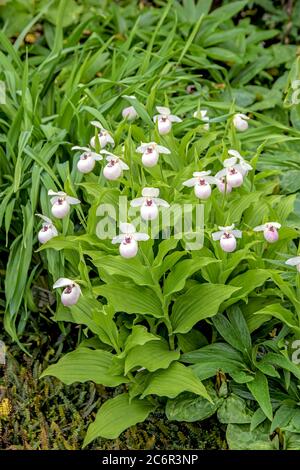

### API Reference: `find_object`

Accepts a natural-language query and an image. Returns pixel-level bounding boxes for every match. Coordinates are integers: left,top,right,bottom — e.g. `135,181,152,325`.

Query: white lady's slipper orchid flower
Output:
212,224,242,253
48,190,80,219
215,172,232,194
72,146,103,174
130,187,169,221
112,222,149,259
217,151,251,189
153,106,182,135
286,256,300,272
233,113,249,132
36,213,58,244
100,150,129,180
90,121,115,149
182,171,217,200
193,109,209,130
136,142,170,168
228,149,253,176
253,222,281,243
53,278,82,306
122,106,138,121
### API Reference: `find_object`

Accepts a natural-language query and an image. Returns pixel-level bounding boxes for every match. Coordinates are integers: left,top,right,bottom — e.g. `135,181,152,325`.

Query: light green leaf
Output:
125,340,180,374
83,394,154,446
163,257,219,296
171,284,240,334
94,282,163,318
40,348,126,387
247,371,273,421
141,362,211,401
92,254,154,287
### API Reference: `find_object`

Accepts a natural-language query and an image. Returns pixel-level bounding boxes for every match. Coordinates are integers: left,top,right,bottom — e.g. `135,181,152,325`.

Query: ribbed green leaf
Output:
141,362,211,401
171,284,240,334
40,348,126,387
83,394,154,445
125,340,180,374
163,257,219,296
92,254,154,287
94,282,163,317
247,371,272,421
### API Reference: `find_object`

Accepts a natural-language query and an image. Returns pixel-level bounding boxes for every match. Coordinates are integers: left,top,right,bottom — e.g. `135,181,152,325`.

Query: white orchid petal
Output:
212,231,223,241
36,213,53,224
90,120,103,129
48,189,66,197
268,222,281,229
224,157,238,167
156,106,171,115
205,176,218,184
219,224,235,231
142,187,159,198
106,134,115,145
156,145,170,154
215,169,227,179
253,224,266,232
112,234,126,244
130,197,145,207
182,177,198,187
237,113,249,120
53,278,74,289
136,143,149,153
120,223,136,234
232,230,242,238
228,149,241,159
119,160,129,170
72,146,90,152
193,171,211,177
91,153,103,161
133,232,150,241
66,196,81,205
168,114,182,123
154,198,169,207
286,256,300,266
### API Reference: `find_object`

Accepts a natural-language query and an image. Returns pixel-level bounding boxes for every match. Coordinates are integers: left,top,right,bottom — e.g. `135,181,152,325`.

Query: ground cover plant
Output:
1,0,300,450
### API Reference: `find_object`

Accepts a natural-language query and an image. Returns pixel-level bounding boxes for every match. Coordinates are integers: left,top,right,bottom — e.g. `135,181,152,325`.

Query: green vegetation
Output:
1,0,300,450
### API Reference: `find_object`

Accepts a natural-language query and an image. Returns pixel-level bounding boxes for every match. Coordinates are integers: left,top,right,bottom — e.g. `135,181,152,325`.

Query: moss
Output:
0,348,226,450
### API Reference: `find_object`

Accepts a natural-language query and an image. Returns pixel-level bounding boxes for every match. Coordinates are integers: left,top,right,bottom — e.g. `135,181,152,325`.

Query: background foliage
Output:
1,0,300,450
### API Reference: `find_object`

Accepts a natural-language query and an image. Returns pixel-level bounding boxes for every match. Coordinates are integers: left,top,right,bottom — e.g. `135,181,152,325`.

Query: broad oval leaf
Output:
141,362,211,402
94,282,163,318
40,348,126,387
171,283,240,334
83,394,154,446
125,339,180,374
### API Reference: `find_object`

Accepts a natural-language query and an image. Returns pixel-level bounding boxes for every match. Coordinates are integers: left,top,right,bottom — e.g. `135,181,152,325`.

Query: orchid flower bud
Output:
53,278,82,306
286,256,300,272
48,190,80,219
100,150,129,180
228,149,253,176
112,222,149,259
36,214,58,244
122,106,138,121
72,146,103,174
90,121,115,149
253,222,281,243
193,109,209,130
183,171,217,200
233,113,249,132
130,187,169,221
153,106,182,135
212,224,242,253
136,142,170,168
